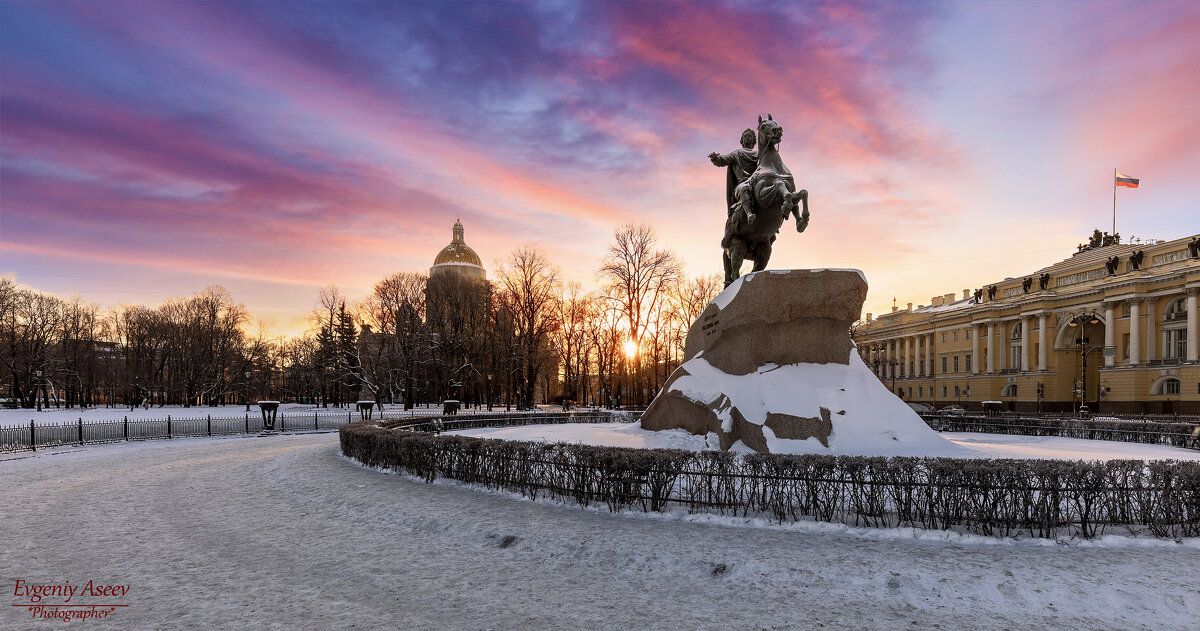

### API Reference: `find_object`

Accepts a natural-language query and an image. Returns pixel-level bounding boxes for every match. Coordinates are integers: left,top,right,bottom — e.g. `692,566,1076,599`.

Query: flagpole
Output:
1112,168,1117,235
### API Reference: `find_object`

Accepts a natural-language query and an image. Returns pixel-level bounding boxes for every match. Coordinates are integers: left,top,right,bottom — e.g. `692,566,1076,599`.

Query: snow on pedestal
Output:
640,269,964,456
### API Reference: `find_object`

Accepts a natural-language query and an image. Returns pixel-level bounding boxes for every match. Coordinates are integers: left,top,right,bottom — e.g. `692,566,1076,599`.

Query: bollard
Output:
207,414,212,437
78,418,83,445
124,416,129,441
30,420,36,452
167,415,171,439
245,413,249,433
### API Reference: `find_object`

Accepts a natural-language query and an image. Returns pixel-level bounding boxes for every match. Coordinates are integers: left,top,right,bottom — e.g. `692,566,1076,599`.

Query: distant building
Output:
425,220,493,405
852,233,1200,414
429,219,486,284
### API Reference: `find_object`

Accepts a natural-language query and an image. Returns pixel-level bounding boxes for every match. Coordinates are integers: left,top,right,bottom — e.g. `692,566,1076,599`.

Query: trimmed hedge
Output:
341,421,1200,540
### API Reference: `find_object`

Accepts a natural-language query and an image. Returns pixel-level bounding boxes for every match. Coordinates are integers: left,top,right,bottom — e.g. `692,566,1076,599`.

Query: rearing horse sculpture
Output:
721,114,809,287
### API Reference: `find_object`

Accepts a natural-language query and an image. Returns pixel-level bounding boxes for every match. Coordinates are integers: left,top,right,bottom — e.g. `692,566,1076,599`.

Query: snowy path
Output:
3,434,1199,630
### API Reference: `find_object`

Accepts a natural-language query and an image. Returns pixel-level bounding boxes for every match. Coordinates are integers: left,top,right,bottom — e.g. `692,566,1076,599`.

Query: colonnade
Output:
860,288,1200,384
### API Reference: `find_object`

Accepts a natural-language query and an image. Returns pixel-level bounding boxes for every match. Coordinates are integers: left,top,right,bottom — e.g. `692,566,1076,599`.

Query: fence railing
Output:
341,423,1200,540
0,406,548,453
978,410,1200,423
385,411,636,434
919,413,1200,451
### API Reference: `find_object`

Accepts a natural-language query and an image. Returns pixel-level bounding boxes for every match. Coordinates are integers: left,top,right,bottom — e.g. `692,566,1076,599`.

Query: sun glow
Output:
623,340,639,358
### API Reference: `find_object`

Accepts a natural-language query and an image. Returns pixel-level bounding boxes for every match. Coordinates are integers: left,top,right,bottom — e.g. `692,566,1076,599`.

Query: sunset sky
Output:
3,0,1199,336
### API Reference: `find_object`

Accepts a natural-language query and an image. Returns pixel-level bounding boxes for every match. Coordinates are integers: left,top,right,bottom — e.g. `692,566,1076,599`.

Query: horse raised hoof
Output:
746,212,757,223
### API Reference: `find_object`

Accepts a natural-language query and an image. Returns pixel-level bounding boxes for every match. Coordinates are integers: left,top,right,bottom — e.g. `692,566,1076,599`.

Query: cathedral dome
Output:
430,220,486,280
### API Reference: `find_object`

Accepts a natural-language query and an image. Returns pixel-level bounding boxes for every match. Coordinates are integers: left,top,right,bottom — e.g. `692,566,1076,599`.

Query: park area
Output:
2,427,1199,630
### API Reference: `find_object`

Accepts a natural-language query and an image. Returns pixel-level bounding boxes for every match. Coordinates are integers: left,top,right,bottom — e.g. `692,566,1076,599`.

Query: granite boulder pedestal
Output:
640,269,961,455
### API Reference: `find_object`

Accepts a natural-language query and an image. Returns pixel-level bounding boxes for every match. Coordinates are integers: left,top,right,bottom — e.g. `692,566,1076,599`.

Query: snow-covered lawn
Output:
3,433,1199,630
449,421,1200,461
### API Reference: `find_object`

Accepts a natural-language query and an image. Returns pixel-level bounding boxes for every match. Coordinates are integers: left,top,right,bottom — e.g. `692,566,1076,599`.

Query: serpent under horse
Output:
722,114,809,287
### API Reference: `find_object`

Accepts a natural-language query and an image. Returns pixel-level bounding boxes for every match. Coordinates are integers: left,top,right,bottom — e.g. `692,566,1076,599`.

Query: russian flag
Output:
1116,172,1140,188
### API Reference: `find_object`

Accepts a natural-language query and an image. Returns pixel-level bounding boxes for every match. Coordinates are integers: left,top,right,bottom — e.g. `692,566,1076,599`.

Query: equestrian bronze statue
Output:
710,114,809,287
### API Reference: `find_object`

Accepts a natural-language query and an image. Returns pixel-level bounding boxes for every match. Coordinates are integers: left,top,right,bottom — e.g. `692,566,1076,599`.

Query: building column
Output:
998,321,1007,371
1188,289,1199,362
1037,314,1048,371
926,333,934,376
901,337,909,379
1128,299,1141,366
1021,316,1031,372
908,336,916,377
972,325,980,374
1104,302,1116,367
916,335,926,376
1146,298,1157,362
986,322,995,373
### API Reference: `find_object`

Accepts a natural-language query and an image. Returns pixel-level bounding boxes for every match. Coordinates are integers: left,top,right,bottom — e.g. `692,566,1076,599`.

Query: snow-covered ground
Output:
2,433,1197,630
449,421,1200,461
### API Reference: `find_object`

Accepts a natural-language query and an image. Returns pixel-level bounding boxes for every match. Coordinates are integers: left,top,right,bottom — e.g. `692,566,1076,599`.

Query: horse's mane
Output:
756,114,778,155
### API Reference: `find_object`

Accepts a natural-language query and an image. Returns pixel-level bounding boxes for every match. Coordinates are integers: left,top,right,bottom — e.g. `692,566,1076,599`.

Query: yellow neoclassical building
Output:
852,233,1200,414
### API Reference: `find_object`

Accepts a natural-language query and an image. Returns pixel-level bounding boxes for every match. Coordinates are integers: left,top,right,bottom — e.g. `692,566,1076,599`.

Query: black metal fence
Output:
384,411,637,434
983,411,1200,423
920,413,1200,451
0,406,534,453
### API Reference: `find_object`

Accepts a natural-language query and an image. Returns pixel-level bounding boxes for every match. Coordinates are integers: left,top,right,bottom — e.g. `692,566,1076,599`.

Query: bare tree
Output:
359,272,429,408
0,279,65,408
550,282,595,405
597,224,681,405
495,247,561,409
586,300,625,408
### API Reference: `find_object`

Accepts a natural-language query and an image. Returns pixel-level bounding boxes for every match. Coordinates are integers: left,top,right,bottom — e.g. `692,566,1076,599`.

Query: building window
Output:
1121,333,1130,361
908,387,913,398
953,356,960,372
1002,384,1018,397
918,387,923,397
942,386,948,397
941,357,948,373
952,331,959,341
953,385,960,397
1164,297,1188,322
1009,345,1022,371
1152,378,1181,395
965,354,972,372
965,329,972,340
1164,329,1187,360
941,332,947,342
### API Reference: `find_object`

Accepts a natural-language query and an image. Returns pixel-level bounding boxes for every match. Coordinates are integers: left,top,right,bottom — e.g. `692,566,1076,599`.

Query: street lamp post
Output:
871,358,899,396
1068,311,1103,416
35,370,43,412
245,370,252,411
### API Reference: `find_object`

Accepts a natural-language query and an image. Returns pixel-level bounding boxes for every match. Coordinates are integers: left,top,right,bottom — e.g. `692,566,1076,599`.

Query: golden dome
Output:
432,220,482,267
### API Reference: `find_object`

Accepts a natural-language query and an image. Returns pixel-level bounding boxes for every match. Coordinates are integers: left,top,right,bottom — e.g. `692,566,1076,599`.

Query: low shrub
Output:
341,421,1200,539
